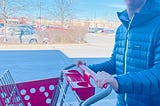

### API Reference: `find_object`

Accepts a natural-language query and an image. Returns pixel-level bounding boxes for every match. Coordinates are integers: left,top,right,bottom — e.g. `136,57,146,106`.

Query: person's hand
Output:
94,71,119,91
76,60,86,66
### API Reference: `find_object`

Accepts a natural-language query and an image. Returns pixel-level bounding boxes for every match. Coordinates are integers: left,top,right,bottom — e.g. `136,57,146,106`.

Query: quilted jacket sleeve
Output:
116,38,160,95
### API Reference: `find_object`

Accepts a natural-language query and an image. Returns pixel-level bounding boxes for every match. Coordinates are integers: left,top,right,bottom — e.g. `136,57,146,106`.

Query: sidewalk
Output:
0,33,115,58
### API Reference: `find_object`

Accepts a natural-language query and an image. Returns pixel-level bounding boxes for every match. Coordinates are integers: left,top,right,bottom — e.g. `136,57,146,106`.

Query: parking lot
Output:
0,33,116,106
0,25,49,44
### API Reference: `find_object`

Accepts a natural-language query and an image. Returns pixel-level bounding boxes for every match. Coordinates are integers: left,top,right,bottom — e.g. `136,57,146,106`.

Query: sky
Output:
1,0,126,21
73,0,125,20
41,0,125,20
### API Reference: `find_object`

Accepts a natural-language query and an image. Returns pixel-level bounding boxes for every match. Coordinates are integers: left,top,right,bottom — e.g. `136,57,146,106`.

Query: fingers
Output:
94,71,111,88
76,60,86,66
95,71,104,88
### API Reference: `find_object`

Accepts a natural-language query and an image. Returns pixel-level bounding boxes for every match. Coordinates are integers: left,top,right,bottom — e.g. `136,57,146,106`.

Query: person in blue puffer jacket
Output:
78,0,160,106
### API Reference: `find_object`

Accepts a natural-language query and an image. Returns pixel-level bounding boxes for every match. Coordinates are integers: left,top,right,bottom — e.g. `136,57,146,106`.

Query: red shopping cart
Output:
0,70,60,106
0,64,112,106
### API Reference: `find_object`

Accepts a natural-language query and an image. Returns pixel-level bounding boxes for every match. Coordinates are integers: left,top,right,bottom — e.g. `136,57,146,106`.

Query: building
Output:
0,17,27,25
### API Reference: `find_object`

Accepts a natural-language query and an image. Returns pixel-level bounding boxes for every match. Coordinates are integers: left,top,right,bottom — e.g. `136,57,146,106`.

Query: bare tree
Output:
48,0,75,27
0,0,32,42
106,11,119,28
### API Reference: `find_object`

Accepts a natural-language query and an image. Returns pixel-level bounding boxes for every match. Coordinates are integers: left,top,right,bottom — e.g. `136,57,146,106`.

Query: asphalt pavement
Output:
0,33,116,106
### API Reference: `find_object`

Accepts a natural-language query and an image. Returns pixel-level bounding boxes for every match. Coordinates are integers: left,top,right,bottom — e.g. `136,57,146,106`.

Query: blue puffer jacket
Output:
88,0,160,106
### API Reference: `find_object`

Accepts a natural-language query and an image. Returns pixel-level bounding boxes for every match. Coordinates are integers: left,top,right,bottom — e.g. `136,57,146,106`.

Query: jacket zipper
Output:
123,16,134,104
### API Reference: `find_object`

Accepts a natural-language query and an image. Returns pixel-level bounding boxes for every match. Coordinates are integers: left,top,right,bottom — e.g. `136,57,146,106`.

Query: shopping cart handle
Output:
78,64,108,88
81,84,112,106
63,64,76,70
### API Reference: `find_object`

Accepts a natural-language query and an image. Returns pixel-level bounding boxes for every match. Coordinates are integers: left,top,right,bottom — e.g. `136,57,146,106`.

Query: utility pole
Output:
40,0,42,28
2,0,7,42
94,12,97,28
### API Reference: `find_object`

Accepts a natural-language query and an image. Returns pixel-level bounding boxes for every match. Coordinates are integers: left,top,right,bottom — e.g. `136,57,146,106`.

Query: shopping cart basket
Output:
0,64,112,106
54,64,112,106
0,70,60,106
0,70,24,106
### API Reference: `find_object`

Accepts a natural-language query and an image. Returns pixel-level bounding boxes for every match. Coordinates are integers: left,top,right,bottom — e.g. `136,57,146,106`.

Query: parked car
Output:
0,23,4,28
88,27,115,34
101,28,115,34
88,27,104,33
18,25,38,44
0,25,38,44
88,28,97,33
96,28,105,33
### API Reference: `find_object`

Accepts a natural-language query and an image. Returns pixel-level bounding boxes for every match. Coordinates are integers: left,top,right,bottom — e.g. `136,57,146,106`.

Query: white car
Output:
0,25,38,44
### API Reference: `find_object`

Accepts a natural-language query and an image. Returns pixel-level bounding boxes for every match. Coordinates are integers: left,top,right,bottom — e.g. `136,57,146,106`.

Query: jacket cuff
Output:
115,74,133,94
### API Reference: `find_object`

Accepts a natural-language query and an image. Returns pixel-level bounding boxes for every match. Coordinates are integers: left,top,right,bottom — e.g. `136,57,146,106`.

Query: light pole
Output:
39,0,42,28
3,0,7,42
94,12,97,28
